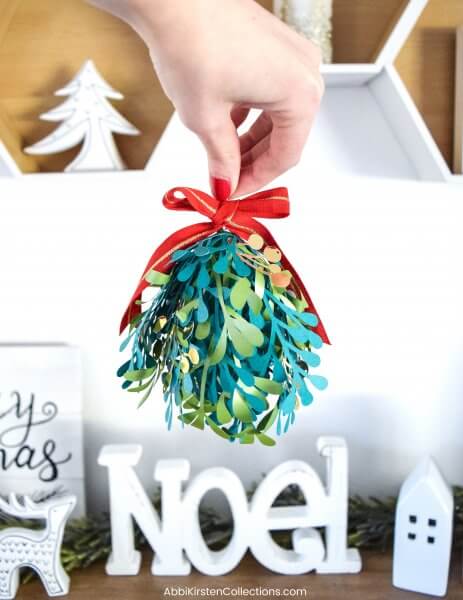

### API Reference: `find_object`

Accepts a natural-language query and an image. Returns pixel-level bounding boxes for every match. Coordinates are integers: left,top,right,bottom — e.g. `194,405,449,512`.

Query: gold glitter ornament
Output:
275,0,332,64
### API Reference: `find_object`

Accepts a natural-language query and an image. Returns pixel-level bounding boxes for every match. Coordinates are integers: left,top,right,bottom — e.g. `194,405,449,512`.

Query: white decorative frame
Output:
0,0,460,183
454,27,463,175
318,0,460,183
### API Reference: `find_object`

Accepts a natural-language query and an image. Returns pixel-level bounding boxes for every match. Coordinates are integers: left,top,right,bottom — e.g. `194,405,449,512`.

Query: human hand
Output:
89,0,324,199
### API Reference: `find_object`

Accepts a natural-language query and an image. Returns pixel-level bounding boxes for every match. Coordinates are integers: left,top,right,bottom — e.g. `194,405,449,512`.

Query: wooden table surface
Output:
15,551,463,600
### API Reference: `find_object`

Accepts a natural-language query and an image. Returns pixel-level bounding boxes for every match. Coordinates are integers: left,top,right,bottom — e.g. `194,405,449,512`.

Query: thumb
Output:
195,111,241,201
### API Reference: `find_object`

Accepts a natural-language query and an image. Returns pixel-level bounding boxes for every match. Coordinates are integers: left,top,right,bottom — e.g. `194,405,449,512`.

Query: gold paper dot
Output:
248,233,264,250
271,271,292,288
268,264,281,274
264,246,282,263
180,356,190,373
158,316,167,329
188,347,200,365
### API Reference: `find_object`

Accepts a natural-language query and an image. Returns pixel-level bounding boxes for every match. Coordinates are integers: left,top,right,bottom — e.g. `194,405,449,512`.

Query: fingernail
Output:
210,177,231,202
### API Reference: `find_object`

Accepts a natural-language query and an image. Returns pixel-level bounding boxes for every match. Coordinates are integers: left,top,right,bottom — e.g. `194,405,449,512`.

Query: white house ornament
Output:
98,436,361,577
392,457,453,597
0,493,76,599
24,59,139,172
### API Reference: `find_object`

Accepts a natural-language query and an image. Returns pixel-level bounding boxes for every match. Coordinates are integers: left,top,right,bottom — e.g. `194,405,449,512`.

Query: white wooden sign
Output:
99,437,361,577
0,344,85,515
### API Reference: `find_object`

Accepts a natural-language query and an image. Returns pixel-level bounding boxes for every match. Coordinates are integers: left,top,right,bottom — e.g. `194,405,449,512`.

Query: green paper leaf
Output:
206,416,230,439
247,291,263,315
180,411,199,425
238,431,255,444
137,381,155,408
127,378,155,393
208,326,227,365
254,377,283,395
228,320,255,357
195,321,211,340
255,270,265,299
257,406,279,433
144,270,170,286
256,432,276,446
183,395,199,409
176,299,198,323
190,414,205,429
123,367,156,382
230,278,251,311
232,390,253,423
230,316,264,348
216,393,232,424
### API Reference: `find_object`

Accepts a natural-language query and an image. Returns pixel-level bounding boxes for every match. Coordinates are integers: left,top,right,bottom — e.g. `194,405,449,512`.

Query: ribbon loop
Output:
121,186,329,344
212,199,239,227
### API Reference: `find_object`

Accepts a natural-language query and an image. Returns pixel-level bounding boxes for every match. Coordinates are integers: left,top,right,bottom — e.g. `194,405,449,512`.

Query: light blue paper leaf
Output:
196,296,209,323
197,265,210,288
308,374,328,390
177,262,196,282
213,254,229,274
299,311,319,327
307,330,323,349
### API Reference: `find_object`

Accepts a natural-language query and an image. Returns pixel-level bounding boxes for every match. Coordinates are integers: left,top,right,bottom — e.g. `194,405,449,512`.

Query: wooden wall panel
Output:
395,0,463,170
332,0,404,63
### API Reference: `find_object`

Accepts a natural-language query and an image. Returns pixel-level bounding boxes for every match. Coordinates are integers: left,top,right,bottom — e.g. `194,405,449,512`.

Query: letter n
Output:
98,444,190,575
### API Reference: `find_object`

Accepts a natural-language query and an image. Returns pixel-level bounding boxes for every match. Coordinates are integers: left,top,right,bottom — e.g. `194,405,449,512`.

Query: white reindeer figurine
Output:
0,493,76,599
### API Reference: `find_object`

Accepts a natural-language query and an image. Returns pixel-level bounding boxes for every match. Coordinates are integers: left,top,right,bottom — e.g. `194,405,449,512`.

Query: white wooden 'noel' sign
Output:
99,437,361,576
0,344,85,515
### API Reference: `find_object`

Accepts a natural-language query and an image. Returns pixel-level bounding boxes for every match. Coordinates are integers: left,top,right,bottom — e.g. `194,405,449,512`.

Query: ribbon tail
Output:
280,254,330,344
228,218,330,345
120,222,217,333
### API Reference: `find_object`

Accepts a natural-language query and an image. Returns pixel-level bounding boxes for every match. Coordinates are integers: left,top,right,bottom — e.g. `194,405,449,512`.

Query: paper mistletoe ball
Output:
118,187,329,445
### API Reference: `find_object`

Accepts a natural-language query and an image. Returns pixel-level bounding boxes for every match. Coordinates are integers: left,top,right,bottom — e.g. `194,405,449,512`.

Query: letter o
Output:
182,467,249,575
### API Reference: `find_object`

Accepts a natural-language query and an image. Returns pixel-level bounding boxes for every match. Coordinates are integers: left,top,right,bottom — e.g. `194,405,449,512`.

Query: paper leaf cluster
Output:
118,232,327,445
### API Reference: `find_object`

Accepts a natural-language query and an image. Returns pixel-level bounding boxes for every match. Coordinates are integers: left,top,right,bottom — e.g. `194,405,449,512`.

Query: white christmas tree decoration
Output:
24,60,139,172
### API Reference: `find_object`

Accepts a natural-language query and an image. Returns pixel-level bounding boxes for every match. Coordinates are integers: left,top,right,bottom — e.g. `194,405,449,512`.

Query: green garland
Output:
2,485,463,582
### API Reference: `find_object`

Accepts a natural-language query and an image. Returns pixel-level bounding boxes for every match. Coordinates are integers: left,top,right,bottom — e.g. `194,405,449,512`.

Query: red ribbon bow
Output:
120,186,329,343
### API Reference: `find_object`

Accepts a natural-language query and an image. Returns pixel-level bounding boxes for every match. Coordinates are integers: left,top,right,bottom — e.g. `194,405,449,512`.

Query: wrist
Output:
88,0,193,36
